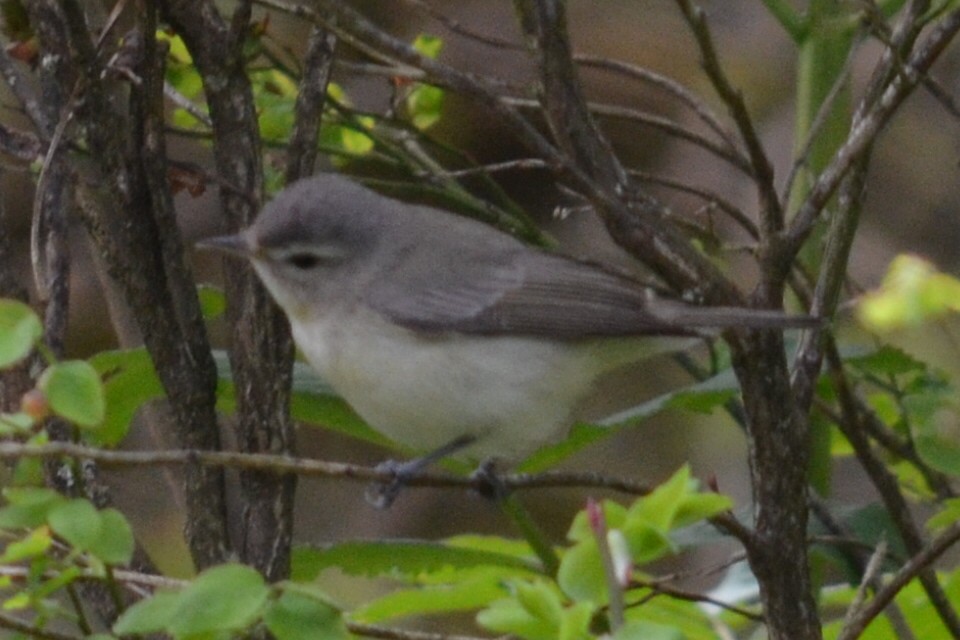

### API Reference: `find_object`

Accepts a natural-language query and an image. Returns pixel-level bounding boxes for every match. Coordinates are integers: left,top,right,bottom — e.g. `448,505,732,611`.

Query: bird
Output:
198,174,814,474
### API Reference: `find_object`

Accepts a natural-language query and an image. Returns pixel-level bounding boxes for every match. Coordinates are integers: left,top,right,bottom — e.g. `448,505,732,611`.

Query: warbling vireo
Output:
198,174,814,464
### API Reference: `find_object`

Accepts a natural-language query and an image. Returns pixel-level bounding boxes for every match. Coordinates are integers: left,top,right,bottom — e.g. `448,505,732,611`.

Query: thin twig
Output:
627,168,758,239
402,0,523,51
574,53,739,150
631,578,764,622
502,95,753,175
785,8,960,255
781,34,862,206
163,81,212,126
837,520,960,640
0,612,80,640
673,0,783,235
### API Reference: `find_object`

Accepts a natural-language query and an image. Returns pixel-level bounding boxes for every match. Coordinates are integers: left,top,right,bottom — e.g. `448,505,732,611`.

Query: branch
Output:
161,0,296,580
673,0,783,237
837,520,960,640
502,95,753,174
785,9,960,256
285,24,336,182
825,343,960,636
573,53,739,151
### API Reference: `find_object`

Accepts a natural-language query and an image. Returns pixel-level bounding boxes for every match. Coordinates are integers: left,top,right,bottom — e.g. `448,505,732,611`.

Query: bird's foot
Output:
366,458,420,509
365,434,478,509
471,458,510,502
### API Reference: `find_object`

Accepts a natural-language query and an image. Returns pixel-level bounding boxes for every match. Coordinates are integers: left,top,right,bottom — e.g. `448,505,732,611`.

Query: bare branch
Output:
785,9,960,256
837,520,960,640
285,25,337,182
574,53,739,151
502,96,753,174
673,0,783,237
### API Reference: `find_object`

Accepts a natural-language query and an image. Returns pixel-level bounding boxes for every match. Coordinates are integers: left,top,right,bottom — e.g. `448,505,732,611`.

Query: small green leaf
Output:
858,254,960,330
557,601,594,640
353,577,506,623
0,487,66,528
113,591,182,635
0,526,52,563
515,581,564,626
198,284,226,320
47,499,102,551
412,34,443,59
166,564,269,637
927,498,960,531
90,348,164,445
407,84,445,129
0,298,42,368
672,492,733,528
478,596,554,640
665,389,736,414
626,465,691,531
88,508,135,565
613,620,684,640
557,539,606,603
264,589,349,640
39,360,105,428
848,344,927,376
567,500,627,543
292,539,537,582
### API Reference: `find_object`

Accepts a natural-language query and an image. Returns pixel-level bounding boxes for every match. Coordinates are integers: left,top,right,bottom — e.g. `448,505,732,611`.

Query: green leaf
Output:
198,284,226,320
557,601,594,640
557,539,606,603
518,422,609,473
264,589,349,640
847,344,927,376
90,348,164,445
567,500,627,543
292,539,538,582
613,620,684,640
412,34,443,59
858,254,960,330
113,591,182,635
87,508,135,565
0,298,42,368
626,465,692,531
664,389,736,414
405,34,445,129
0,526,52,563
928,497,960,531
599,368,743,429
407,84,445,129
39,360,105,428
672,492,733,528
353,577,507,623
167,564,269,638
47,499,102,550
478,581,570,640
0,487,66,528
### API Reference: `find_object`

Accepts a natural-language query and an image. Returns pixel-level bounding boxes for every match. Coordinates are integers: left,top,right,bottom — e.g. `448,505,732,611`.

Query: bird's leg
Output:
366,434,477,509
470,458,510,501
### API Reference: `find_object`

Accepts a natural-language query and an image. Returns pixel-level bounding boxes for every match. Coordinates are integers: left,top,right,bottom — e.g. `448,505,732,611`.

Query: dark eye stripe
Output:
287,254,321,269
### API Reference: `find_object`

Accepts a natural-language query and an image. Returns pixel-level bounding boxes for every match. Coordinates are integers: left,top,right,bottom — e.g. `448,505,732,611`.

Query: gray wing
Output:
366,245,700,339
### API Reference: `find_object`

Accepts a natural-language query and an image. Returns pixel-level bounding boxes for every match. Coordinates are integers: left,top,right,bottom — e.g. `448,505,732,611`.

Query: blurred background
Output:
3,0,960,605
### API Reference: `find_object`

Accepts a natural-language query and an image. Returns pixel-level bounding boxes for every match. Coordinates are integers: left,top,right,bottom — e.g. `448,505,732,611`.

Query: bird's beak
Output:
196,233,254,258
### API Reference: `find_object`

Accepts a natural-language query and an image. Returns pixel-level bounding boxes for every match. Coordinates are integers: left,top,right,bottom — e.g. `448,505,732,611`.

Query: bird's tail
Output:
652,300,821,331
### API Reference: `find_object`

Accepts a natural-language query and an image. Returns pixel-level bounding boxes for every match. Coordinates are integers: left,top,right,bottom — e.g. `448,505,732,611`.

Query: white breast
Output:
290,306,604,461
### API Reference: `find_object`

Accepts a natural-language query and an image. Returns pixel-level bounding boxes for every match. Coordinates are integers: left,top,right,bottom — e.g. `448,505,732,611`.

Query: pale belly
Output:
290,308,606,461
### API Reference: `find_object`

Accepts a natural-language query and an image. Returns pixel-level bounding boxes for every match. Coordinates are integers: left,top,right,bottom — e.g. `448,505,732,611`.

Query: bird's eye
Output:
286,253,321,270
